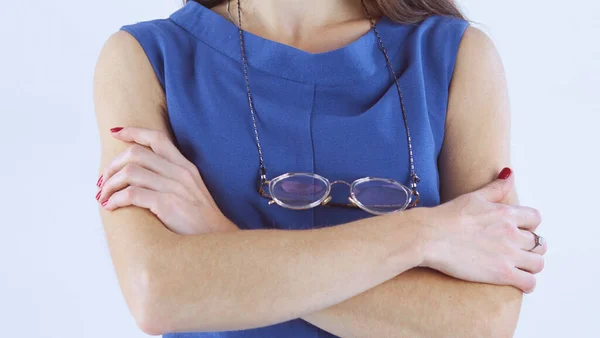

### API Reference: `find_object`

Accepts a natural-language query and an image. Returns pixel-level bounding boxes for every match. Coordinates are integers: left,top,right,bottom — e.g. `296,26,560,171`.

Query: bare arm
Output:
302,27,525,338
94,30,426,335
96,28,543,337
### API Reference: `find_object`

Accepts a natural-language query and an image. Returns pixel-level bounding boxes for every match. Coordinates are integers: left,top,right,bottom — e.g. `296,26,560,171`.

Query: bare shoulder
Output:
94,30,166,119
96,30,153,73
456,26,502,69
452,26,506,91
99,30,144,57
447,26,509,126
440,25,513,201
95,30,150,80
460,26,496,49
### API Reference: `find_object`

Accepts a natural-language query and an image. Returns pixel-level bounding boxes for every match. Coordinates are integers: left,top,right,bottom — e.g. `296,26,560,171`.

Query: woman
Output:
94,0,547,337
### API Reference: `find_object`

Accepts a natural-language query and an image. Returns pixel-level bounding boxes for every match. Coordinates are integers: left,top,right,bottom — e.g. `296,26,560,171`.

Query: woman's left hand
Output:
96,127,238,235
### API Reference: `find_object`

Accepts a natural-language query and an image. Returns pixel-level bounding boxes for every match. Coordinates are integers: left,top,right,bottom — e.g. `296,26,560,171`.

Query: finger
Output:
110,127,208,194
518,229,547,255
475,169,515,202
509,268,537,294
98,164,191,204
102,186,157,211
512,206,542,231
110,127,192,170
515,250,545,274
100,144,193,190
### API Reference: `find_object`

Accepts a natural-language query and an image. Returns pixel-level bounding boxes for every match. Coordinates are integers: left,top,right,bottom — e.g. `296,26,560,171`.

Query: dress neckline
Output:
170,1,410,85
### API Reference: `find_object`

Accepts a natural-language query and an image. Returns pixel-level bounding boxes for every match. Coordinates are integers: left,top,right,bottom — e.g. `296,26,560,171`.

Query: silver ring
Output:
529,231,544,251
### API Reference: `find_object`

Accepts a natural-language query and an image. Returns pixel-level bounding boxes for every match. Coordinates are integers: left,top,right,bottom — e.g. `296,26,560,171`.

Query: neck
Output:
228,0,367,36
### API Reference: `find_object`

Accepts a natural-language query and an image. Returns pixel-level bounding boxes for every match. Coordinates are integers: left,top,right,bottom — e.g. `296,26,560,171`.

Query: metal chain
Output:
232,0,420,197
360,1,420,193
234,0,267,181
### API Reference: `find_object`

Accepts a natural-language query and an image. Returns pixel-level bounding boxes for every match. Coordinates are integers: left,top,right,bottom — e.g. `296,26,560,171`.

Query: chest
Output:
165,57,442,229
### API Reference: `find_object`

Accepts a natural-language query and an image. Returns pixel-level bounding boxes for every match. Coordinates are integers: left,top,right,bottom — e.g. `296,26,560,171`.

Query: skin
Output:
94,1,547,336
303,26,532,338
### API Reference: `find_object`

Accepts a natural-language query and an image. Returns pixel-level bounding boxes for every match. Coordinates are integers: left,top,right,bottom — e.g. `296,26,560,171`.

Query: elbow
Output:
127,262,173,336
132,302,169,336
470,304,519,338
135,314,167,337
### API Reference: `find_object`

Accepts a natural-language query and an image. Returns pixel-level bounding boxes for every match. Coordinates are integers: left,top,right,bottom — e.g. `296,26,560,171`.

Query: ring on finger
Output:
529,231,544,252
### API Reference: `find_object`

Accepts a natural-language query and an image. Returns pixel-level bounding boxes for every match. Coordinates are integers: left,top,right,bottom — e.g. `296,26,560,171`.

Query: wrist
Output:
383,207,430,268
411,206,441,269
408,207,430,267
401,207,437,268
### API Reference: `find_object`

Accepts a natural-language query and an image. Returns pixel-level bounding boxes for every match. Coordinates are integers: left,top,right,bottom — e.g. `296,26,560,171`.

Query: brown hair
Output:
184,0,465,24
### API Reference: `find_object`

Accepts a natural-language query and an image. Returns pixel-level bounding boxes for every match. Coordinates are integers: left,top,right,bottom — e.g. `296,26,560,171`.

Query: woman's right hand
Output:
419,169,547,293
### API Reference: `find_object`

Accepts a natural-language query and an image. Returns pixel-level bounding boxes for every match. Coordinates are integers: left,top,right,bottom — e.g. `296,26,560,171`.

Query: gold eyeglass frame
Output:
258,172,421,216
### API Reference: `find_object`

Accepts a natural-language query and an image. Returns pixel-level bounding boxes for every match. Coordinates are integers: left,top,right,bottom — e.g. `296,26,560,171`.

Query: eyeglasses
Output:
231,0,421,214
258,172,419,215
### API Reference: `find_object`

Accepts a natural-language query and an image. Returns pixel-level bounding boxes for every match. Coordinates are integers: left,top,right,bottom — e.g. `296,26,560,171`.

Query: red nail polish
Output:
110,127,123,133
497,167,512,180
101,201,108,207
96,175,103,187
96,190,102,201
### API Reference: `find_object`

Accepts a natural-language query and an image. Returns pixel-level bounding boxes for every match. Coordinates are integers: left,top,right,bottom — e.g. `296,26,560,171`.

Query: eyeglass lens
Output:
270,175,409,213
351,179,410,214
270,175,329,208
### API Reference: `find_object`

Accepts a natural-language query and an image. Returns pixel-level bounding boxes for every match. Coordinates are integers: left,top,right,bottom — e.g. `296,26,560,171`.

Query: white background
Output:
0,0,598,337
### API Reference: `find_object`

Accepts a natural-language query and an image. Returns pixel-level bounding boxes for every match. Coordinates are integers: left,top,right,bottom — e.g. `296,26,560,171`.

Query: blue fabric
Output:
121,2,468,337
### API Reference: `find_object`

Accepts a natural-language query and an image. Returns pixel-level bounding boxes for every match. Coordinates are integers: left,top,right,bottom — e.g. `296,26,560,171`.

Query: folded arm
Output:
94,31,426,336
302,26,524,337
95,28,542,338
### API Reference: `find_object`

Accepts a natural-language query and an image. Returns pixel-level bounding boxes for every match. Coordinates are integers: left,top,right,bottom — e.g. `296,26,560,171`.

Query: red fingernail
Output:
110,127,123,133
497,167,512,180
101,201,108,207
96,175,103,187
96,190,102,201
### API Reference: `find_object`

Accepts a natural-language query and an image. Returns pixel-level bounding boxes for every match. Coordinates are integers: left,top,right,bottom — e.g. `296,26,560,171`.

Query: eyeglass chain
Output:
228,0,421,201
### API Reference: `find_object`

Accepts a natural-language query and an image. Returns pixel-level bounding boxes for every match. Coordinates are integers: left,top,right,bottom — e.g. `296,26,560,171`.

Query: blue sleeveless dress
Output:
121,2,468,337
